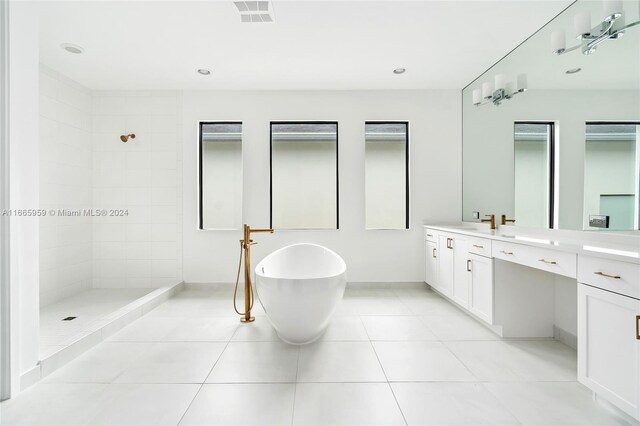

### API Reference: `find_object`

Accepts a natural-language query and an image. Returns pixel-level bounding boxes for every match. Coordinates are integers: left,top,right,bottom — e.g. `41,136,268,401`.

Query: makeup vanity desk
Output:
423,224,640,421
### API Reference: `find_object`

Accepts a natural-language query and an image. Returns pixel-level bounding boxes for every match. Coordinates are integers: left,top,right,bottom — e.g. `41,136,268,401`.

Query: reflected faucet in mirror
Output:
481,214,496,230
501,214,516,226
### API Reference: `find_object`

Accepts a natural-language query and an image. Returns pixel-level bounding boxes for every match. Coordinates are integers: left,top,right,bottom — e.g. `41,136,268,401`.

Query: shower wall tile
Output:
39,65,94,307
91,91,183,289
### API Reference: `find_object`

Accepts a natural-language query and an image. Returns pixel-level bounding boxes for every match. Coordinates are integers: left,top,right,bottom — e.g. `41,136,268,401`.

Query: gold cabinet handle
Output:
466,259,472,272
538,258,557,265
473,244,484,249
427,233,433,237
500,250,513,255
594,271,621,279
432,248,437,258
637,315,640,340
447,238,454,250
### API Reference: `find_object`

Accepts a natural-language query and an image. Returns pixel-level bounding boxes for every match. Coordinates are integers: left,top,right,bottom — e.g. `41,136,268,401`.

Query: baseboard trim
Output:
348,282,427,289
553,325,577,350
186,282,429,291
185,282,235,291
19,365,41,392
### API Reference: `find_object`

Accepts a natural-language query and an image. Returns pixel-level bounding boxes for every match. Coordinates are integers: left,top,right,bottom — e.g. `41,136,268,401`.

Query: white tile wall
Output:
91,91,182,288
39,65,93,306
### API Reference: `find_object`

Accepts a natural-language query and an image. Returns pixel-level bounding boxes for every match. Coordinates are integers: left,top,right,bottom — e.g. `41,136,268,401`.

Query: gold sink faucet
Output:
481,214,496,230
501,214,516,225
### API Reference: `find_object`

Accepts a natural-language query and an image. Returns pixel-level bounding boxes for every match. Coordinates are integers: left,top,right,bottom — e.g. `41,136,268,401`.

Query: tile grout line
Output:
290,345,301,426
360,314,409,426
175,324,237,426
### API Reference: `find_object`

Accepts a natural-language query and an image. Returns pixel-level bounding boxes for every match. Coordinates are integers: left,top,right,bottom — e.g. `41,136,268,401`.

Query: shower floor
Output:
39,288,153,357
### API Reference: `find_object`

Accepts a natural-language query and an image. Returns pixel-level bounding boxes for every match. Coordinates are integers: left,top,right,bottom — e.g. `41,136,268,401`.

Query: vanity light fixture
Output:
197,69,211,75
471,73,528,107
393,68,406,74
60,43,84,54
551,0,639,56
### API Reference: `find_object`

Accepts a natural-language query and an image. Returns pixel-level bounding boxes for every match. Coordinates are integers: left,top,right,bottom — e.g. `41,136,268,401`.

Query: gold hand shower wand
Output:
233,224,274,323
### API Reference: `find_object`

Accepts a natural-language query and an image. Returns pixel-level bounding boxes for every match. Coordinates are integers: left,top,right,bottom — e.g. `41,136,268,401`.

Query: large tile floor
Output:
1,287,630,425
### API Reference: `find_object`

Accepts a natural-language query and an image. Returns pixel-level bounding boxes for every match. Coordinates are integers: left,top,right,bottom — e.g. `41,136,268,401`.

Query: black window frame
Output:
514,121,556,229
585,121,640,231
198,121,243,230
364,121,410,230
269,121,339,230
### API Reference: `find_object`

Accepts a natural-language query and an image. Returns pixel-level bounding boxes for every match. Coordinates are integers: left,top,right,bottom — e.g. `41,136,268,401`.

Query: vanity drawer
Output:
492,241,577,278
425,229,437,243
578,255,640,299
467,237,492,257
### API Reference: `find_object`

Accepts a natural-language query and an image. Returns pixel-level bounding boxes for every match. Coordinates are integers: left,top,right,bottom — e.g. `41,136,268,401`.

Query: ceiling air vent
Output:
233,1,274,22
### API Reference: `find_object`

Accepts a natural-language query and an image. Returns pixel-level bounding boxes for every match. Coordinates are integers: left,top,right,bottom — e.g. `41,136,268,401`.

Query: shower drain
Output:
62,316,77,321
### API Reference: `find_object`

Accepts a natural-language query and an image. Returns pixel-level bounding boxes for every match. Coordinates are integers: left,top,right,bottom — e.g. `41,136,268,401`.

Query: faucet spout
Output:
481,214,496,230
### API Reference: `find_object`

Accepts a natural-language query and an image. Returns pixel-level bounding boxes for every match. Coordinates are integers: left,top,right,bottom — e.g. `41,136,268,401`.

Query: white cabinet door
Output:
578,283,640,421
438,235,454,297
425,241,438,288
469,253,494,324
452,238,469,308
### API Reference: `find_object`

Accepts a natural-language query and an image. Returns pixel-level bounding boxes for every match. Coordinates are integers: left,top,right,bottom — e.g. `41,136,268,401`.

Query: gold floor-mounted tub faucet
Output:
233,224,274,323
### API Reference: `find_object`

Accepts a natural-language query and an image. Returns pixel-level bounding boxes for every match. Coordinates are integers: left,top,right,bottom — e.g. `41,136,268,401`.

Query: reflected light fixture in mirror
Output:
551,0,640,55
472,73,528,106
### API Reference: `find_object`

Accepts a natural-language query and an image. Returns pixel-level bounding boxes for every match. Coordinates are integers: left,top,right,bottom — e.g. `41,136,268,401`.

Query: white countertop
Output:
424,224,640,264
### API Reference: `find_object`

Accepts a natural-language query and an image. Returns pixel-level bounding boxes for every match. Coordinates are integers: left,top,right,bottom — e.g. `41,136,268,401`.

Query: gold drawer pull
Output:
473,244,484,249
594,271,621,279
467,259,472,272
538,259,557,265
427,233,433,237
432,248,437,258
500,250,513,255
636,315,640,340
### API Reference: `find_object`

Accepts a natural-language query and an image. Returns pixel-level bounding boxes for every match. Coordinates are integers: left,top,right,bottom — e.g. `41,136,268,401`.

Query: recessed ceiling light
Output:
60,43,84,54
393,68,406,74
565,67,582,74
197,69,211,75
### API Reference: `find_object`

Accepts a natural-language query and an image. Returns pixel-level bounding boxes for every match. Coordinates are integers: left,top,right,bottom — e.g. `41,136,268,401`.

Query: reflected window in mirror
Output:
365,122,409,229
270,122,338,230
514,122,555,229
584,122,640,231
198,122,243,230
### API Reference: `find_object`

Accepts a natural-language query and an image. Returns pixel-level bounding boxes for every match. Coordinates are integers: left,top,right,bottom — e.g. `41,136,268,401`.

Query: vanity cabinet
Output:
425,240,438,288
577,256,640,421
468,253,494,324
425,228,493,323
425,225,640,421
437,235,454,297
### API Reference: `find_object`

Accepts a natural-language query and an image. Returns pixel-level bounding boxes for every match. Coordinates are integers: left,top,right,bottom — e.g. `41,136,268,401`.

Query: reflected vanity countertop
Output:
423,224,640,264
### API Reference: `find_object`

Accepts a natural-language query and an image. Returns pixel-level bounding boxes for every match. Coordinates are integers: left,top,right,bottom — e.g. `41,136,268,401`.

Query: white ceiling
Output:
38,0,573,91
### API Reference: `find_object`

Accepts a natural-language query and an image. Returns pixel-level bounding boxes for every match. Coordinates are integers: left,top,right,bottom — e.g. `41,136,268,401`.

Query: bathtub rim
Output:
255,243,347,281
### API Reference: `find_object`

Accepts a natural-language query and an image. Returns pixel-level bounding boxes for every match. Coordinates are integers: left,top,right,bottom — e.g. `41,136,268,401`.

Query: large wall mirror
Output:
462,0,640,231
365,122,409,230
199,122,243,230
270,122,338,230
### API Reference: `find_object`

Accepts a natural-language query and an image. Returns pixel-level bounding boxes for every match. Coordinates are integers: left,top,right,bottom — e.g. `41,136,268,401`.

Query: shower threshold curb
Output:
21,282,184,391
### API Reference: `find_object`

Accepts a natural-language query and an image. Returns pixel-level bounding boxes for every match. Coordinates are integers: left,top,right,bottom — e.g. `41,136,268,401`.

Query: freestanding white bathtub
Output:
255,243,347,345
